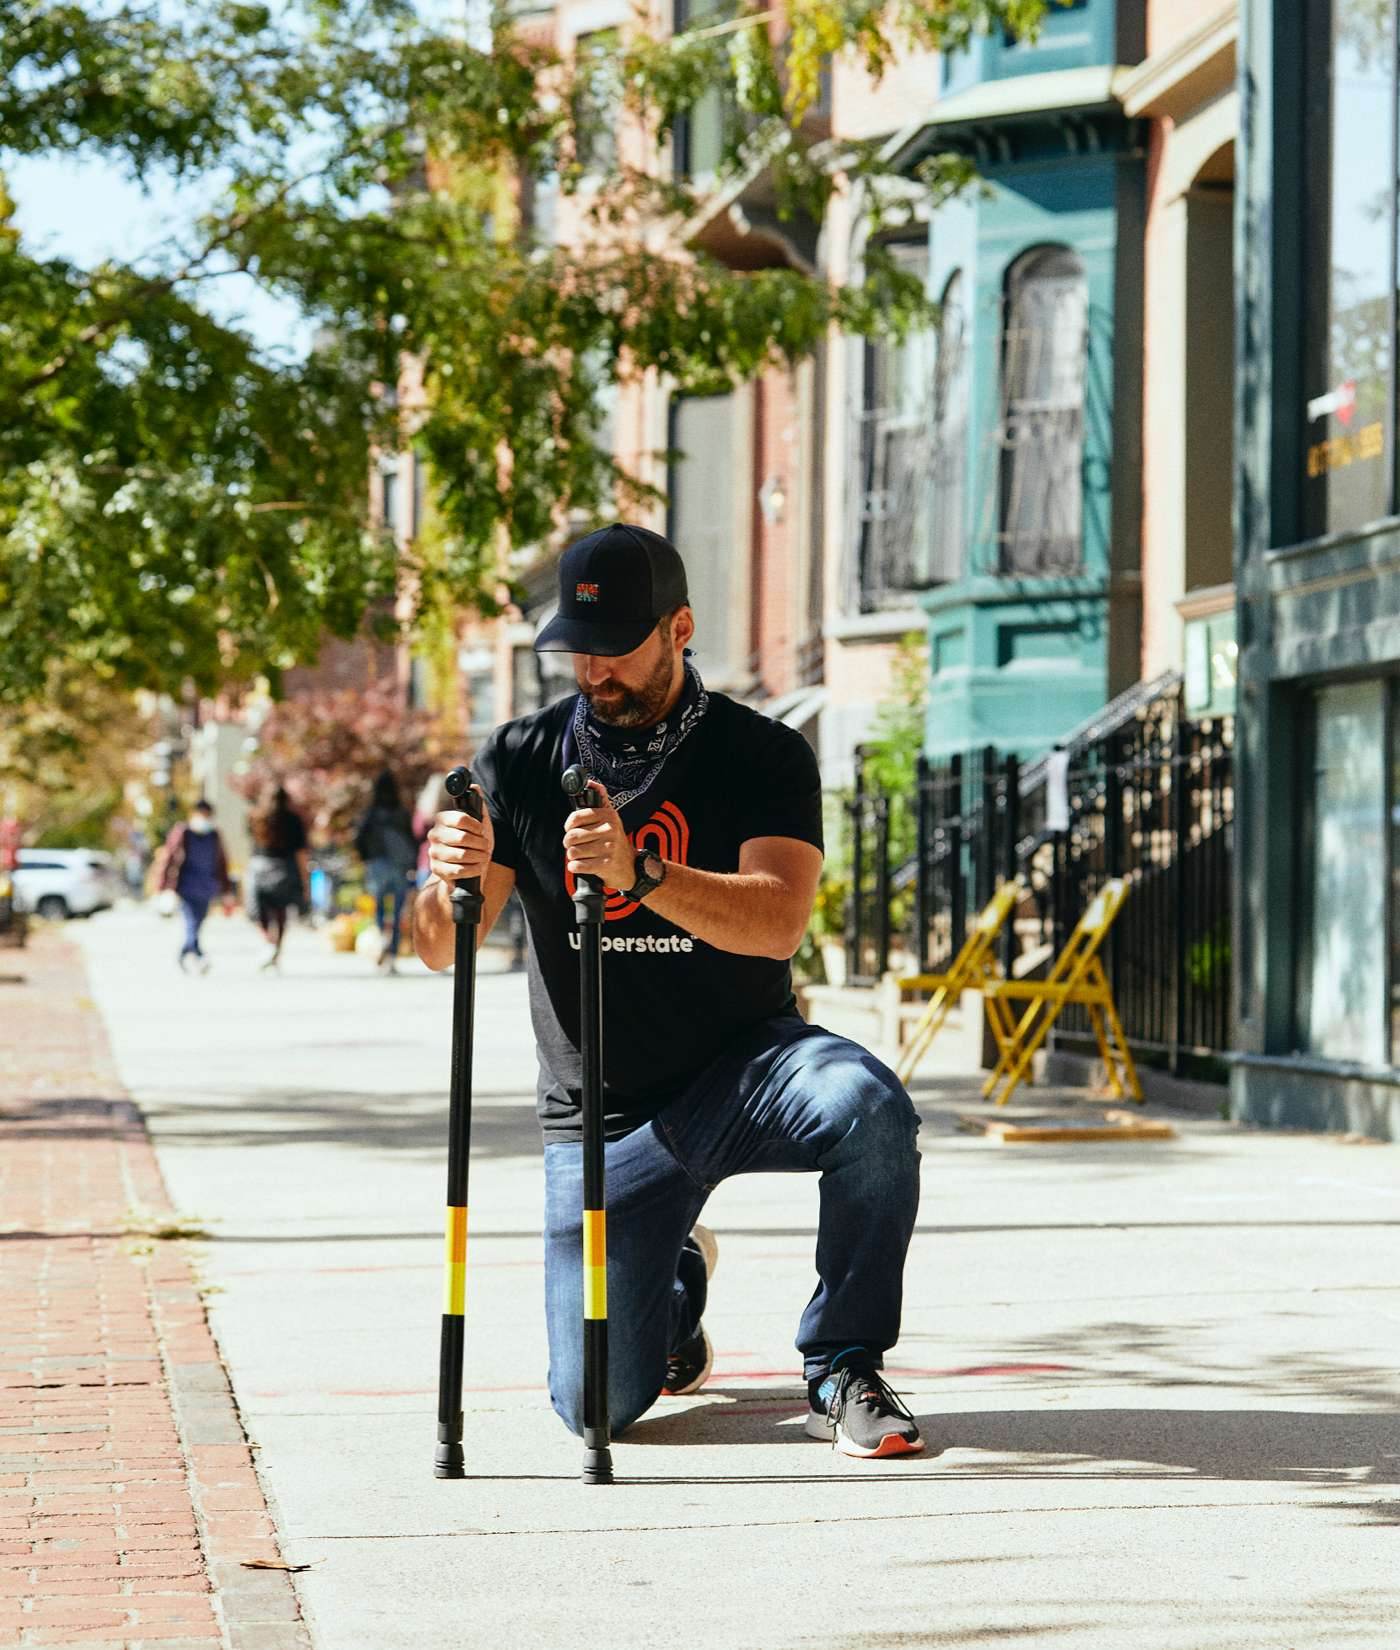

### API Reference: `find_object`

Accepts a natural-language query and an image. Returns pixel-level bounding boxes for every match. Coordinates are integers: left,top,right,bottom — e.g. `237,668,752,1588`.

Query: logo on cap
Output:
575,582,599,603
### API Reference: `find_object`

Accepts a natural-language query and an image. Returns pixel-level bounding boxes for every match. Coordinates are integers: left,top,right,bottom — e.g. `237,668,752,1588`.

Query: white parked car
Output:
13,849,124,921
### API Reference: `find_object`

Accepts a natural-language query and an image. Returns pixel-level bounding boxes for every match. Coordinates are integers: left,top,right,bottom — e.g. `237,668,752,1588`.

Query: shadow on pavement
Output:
934,1322,1400,1409
140,1090,543,1159
620,1397,1400,1487
928,1406,1400,1484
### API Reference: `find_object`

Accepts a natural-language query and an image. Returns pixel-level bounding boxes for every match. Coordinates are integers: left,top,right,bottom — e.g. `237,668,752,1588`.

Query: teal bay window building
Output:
1234,0,1400,1135
872,0,1147,760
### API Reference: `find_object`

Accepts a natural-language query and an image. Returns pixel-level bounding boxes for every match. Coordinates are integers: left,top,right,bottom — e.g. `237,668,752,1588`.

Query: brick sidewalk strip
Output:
0,929,312,1650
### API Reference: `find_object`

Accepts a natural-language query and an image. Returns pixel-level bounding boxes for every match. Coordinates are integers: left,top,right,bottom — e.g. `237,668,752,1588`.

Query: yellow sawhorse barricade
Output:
981,876,1142,1107
894,881,1020,1085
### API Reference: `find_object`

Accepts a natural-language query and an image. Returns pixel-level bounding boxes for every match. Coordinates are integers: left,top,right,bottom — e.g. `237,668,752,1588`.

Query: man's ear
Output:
671,606,696,652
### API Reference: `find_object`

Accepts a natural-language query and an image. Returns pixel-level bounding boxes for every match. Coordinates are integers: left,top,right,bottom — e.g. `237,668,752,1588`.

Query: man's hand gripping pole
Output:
562,764,615,1486
434,767,483,1479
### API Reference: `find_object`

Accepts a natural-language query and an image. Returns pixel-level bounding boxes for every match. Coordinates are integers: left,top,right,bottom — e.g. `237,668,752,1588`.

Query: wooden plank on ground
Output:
958,1111,1175,1143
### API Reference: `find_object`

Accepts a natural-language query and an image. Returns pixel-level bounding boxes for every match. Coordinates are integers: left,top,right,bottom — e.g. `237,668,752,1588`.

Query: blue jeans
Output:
543,1016,921,1437
179,895,210,956
366,859,411,957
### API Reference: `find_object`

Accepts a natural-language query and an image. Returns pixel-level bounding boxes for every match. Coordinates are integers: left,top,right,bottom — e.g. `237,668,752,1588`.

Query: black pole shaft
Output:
435,772,483,1479
561,766,613,1486
578,890,612,1483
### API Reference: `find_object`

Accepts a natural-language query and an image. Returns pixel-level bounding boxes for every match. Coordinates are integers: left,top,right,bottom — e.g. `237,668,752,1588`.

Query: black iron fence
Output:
843,670,1233,1068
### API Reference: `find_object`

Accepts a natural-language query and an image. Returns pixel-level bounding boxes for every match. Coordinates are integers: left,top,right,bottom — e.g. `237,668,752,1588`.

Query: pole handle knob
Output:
561,766,607,910
561,763,603,812
444,765,484,915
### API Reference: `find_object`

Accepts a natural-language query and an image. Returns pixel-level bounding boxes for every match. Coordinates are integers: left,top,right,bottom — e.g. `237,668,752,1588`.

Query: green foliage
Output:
1187,920,1231,992
801,637,928,961
1,0,1044,707
859,632,928,799
0,661,148,847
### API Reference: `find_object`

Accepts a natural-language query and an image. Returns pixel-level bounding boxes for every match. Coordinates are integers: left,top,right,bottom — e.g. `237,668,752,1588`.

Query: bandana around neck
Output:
571,657,708,812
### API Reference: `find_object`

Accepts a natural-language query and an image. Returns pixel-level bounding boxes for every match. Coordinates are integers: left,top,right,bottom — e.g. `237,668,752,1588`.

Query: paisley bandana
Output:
571,657,708,813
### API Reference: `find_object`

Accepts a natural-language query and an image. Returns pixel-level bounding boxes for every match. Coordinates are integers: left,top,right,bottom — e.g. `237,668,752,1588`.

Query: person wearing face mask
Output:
156,800,232,972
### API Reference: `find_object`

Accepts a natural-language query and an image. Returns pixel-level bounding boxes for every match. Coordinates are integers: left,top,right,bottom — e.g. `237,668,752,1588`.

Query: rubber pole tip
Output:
434,1444,466,1479
581,1448,614,1485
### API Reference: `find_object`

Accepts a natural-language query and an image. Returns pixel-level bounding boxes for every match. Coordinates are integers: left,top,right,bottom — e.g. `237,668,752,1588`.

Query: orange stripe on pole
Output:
443,1206,468,1315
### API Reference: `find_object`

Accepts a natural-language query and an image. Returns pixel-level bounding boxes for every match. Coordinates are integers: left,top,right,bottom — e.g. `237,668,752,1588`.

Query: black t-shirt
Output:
472,693,824,1144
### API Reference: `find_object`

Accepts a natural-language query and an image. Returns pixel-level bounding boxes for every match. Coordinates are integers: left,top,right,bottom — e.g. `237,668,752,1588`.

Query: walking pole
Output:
434,766,484,1479
561,764,614,1486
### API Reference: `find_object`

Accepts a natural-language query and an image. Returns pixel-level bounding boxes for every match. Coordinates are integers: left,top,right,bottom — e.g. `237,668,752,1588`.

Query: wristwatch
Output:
622,849,667,904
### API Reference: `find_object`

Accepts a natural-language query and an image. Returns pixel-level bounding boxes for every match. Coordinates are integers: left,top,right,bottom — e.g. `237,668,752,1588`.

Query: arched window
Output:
927,269,967,584
855,246,967,605
996,245,1088,575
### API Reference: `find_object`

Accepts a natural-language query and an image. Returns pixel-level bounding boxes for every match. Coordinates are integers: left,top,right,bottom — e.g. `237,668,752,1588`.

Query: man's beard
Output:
581,649,677,728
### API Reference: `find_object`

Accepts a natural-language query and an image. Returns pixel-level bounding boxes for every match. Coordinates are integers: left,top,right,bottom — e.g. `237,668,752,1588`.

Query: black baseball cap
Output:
533,523,689,657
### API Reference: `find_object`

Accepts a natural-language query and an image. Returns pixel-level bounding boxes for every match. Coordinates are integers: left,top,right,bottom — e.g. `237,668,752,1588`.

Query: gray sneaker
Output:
805,1355,923,1458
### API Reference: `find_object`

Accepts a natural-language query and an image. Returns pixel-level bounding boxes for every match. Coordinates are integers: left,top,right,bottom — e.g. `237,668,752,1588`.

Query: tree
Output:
1,0,1046,707
0,662,149,845
228,676,443,843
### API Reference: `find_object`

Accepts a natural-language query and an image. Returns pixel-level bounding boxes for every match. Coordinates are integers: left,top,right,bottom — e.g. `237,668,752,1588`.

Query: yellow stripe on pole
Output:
443,1206,468,1316
583,1208,607,1320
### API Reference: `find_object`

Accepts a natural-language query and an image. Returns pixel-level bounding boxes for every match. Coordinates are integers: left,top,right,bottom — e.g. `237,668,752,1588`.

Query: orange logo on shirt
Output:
564,800,689,921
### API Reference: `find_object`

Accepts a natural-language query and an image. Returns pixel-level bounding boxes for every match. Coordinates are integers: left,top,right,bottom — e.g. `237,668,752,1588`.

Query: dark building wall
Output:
1232,0,1400,1136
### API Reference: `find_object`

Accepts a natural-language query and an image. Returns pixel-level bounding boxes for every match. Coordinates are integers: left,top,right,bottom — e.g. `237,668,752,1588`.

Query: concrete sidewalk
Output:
71,902,1400,1649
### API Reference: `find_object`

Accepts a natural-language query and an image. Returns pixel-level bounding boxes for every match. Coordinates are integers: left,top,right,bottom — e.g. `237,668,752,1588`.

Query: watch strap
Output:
622,849,665,903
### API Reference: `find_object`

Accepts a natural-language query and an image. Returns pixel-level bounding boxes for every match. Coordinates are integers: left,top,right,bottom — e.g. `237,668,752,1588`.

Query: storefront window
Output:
1308,680,1387,1063
1303,0,1397,536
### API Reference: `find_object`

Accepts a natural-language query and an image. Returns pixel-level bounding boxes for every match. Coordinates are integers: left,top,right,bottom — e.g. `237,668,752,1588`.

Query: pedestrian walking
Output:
155,800,231,973
246,787,308,972
355,771,420,974
416,523,924,1459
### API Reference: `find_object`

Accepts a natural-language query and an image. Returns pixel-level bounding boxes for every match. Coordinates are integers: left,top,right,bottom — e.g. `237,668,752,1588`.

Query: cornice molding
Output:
1117,3,1238,123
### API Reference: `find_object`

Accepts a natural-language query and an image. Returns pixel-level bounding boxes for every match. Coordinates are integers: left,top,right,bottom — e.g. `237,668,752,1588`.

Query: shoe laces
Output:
823,1361,916,1441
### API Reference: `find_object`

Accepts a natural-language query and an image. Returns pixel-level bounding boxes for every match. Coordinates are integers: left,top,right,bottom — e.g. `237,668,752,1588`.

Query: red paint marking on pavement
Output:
890,1364,1075,1377
330,1390,438,1398
223,1260,543,1278
702,1370,806,1382
698,1362,1076,1387
463,1384,550,1392
327,1386,551,1396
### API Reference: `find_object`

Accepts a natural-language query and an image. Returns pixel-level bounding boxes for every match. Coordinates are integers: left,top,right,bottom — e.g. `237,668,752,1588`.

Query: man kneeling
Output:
413,523,923,1459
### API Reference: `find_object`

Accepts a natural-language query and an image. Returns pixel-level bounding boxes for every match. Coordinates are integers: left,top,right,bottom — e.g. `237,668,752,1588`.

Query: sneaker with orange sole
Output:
805,1351,923,1458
